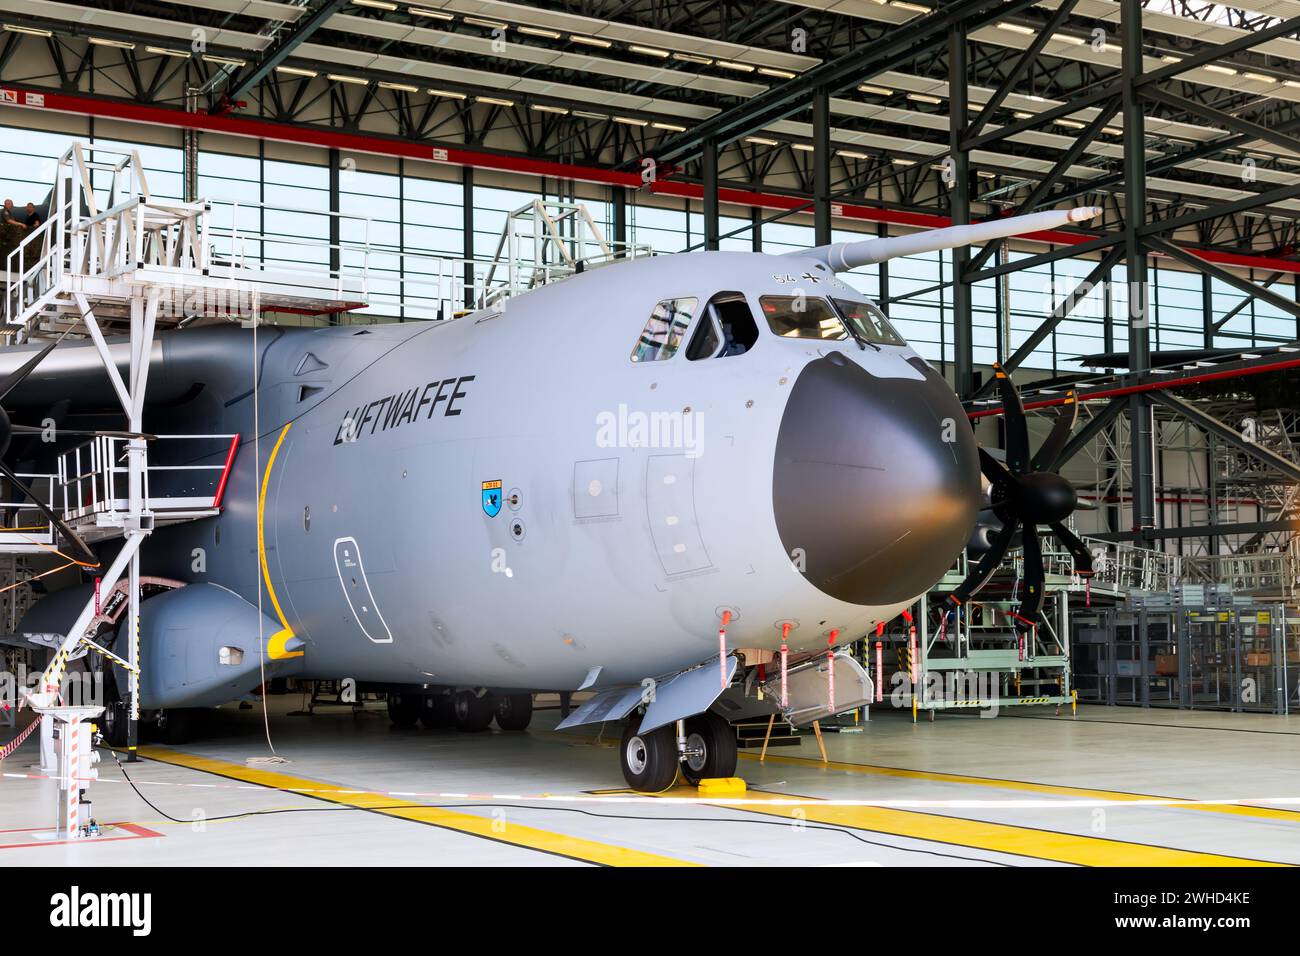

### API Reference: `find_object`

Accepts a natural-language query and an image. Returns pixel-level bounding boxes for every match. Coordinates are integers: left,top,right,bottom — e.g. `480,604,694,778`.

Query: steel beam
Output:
949,24,973,399
702,138,720,251
1053,397,1128,468
1122,0,1155,541
216,0,351,108
1150,390,1300,485
1147,237,1300,321
1091,519,1300,542
970,246,1125,400
647,0,1032,166
1143,87,1300,158
812,88,832,247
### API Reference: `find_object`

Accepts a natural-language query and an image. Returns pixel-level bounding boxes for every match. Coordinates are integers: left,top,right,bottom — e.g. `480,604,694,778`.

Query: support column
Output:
462,166,475,310
183,87,199,203
328,148,341,325
812,86,832,247
1122,0,1156,541
610,186,627,249
949,24,973,398
702,138,720,251
1202,271,1214,349
751,207,762,252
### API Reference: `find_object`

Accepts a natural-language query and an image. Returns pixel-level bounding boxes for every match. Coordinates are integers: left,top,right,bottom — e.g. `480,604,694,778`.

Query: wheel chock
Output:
697,777,747,796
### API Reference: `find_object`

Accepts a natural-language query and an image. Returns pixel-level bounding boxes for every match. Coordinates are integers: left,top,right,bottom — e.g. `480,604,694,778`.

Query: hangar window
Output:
760,295,847,341
631,297,697,362
687,291,759,360
833,298,906,346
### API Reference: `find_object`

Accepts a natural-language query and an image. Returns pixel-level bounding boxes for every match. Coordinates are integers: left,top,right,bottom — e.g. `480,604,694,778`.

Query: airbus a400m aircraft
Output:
12,204,1099,791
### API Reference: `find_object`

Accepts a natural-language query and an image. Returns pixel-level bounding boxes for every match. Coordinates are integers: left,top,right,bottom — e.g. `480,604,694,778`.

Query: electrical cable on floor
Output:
106,750,1007,865
247,308,286,767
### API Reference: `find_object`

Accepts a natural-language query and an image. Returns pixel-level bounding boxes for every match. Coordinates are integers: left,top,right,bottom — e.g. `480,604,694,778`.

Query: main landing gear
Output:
387,690,535,733
619,711,737,792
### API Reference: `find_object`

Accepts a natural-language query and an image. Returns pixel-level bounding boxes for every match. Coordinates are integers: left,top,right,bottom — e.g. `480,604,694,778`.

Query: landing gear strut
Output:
678,712,737,785
618,710,739,792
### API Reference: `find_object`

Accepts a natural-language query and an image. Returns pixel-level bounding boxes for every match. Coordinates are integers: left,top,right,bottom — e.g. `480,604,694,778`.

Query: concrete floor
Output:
3,699,1299,866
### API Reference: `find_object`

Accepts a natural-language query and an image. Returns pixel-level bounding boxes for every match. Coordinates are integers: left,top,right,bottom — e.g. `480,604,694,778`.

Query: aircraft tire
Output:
452,691,495,732
679,711,737,785
619,715,679,793
494,693,533,731
420,694,454,729
387,691,423,727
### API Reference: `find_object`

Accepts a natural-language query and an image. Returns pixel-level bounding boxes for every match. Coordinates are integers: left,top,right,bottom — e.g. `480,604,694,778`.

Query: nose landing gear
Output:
618,710,738,792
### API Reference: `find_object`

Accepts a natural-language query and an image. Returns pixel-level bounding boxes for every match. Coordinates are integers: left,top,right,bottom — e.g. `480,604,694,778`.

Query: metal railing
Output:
57,434,239,524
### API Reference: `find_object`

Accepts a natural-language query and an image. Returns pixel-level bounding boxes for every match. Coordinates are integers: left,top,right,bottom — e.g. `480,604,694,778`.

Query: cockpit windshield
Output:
832,298,906,346
760,296,848,341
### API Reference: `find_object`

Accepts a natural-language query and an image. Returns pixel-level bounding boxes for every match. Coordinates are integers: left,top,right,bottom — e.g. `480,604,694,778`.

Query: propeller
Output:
0,335,151,566
951,363,1094,631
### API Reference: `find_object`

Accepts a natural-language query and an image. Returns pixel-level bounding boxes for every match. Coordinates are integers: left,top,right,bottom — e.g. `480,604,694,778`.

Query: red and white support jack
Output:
26,699,103,841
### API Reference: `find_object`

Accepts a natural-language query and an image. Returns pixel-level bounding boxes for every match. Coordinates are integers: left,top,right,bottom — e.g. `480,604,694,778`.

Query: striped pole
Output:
63,714,80,839
779,623,790,708
718,610,731,691
826,629,839,713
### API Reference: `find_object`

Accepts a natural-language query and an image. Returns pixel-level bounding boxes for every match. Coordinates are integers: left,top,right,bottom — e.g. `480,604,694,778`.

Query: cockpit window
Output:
687,292,759,359
631,297,697,362
760,296,848,341
833,298,905,346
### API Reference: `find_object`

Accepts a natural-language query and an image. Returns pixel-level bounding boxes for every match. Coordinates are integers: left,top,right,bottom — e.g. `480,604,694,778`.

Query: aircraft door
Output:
645,454,712,576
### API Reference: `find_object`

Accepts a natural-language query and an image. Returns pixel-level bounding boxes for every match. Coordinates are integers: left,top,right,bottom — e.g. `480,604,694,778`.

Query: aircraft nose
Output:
772,352,981,606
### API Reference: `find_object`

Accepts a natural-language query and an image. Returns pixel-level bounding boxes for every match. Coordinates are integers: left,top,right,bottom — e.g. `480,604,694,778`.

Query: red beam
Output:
968,355,1300,419
5,85,1299,274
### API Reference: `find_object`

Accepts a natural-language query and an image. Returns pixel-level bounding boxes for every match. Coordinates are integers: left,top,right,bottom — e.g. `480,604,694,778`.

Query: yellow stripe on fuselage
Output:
257,423,300,659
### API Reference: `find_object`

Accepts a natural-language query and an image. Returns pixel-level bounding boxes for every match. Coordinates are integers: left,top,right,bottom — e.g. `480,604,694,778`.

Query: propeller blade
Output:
1031,390,1078,473
0,460,96,565
1050,521,1095,576
0,338,60,406
1016,526,1046,630
978,446,1015,484
952,518,1020,605
8,425,156,440
993,363,1029,475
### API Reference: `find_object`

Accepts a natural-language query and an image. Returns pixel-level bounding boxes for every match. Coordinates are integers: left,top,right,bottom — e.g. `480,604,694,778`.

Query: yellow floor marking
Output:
741,750,1300,823
642,785,1285,867
138,746,695,867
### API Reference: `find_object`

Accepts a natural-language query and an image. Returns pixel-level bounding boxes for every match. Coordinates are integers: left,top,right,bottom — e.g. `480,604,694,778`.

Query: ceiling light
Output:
378,81,420,92
428,88,466,99
518,26,561,39
531,104,569,114
716,60,755,72
612,115,648,126
1052,33,1084,45
977,170,996,178
1104,126,1122,135
651,121,686,131
203,54,246,66
3,24,53,37
744,136,778,146
1057,118,1085,129
569,35,611,48
1243,72,1277,84
998,23,1035,35
891,2,929,12
1160,55,1181,63
758,67,796,79
1283,80,1300,89
572,110,607,120
146,46,190,58
276,65,317,77
630,45,670,58
408,7,453,20
673,53,712,65
858,84,891,96
353,0,397,9
89,37,136,50
907,93,941,104
791,143,815,151
477,96,514,107
837,150,870,159
893,157,916,166
1013,111,1032,119
1203,64,1237,75
464,17,506,29
328,73,370,85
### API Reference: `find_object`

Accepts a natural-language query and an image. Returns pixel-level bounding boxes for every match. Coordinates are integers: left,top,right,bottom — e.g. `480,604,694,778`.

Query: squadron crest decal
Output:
481,480,503,518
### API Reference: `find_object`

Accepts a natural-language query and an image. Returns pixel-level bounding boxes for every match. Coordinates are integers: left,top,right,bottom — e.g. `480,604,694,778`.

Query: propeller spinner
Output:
950,364,1094,630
